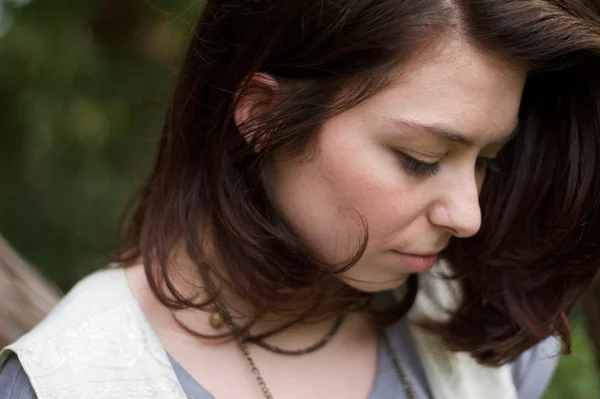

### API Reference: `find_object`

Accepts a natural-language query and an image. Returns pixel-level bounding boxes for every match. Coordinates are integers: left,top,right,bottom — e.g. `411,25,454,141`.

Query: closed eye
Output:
397,152,501,178
396,152,439,178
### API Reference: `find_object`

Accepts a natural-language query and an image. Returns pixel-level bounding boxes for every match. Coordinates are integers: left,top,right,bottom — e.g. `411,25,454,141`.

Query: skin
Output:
265,39,525,292
126,36,527,398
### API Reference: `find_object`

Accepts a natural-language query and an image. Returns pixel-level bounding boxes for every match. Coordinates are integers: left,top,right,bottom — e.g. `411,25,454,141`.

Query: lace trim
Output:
3,268,187,398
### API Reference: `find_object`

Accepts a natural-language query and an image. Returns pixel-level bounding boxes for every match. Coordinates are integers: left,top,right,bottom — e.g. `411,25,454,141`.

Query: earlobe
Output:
233,73,279,148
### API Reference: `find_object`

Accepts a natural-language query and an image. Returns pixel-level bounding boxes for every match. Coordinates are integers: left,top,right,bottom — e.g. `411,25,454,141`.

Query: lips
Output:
391,251,439,273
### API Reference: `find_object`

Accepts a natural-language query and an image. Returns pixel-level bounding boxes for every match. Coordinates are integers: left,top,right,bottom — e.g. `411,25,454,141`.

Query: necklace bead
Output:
209,312,224,328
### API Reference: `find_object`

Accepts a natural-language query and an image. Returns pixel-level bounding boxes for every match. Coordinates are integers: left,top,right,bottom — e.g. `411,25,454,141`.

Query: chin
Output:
337,274,409,293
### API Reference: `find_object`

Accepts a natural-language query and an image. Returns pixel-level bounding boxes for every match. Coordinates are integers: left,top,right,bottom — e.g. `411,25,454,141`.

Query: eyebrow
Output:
388,117,519,147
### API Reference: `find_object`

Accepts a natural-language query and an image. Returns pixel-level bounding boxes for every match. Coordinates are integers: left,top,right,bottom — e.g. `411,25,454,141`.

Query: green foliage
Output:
0,2,598,398
544,322,600,399
0,0,201,288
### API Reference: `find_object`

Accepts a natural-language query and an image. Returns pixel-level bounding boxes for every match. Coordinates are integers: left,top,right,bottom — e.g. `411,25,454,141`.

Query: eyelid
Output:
398,150,443,164
397,150,501,177
400,152,434,164
396,151,440,178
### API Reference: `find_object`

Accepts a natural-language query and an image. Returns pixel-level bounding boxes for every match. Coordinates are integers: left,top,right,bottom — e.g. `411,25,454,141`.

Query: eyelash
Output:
397,152,500,178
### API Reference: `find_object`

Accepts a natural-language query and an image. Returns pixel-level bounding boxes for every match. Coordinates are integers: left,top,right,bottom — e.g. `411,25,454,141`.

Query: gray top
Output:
0,320,559,399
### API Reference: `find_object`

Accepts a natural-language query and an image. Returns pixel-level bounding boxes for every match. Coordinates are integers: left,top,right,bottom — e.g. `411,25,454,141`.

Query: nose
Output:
428,175,482,238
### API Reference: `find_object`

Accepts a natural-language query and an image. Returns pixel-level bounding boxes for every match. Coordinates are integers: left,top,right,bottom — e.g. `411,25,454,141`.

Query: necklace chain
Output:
235,329,415,399
236,337,276,399
250,313,344,355
382,330,416,399
215,310,415,398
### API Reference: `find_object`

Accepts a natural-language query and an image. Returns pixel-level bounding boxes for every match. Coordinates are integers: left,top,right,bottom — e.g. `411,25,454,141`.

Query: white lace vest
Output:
0,266,187,399
0,264,518,399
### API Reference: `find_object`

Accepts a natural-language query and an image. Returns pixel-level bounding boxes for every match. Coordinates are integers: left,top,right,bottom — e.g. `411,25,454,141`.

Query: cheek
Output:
315,127,429,242
267,154,372,264
266,121,428,264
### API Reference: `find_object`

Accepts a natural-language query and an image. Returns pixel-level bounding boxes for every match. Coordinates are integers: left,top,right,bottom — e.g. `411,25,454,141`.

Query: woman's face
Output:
265,38,527,292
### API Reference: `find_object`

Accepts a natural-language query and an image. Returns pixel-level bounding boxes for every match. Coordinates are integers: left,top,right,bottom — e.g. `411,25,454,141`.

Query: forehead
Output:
369,37,527,145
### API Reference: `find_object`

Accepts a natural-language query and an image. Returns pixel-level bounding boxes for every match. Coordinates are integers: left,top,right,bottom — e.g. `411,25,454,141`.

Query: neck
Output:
130,250,375,350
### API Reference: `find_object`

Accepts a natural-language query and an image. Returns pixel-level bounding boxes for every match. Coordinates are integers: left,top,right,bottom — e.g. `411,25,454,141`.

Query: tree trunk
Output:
0,236,62,348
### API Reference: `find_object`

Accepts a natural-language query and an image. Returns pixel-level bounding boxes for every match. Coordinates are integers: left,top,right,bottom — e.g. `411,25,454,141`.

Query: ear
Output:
234,73,279,148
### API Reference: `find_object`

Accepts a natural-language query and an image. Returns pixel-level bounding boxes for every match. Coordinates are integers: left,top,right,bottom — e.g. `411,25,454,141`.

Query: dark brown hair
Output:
115,0,600,366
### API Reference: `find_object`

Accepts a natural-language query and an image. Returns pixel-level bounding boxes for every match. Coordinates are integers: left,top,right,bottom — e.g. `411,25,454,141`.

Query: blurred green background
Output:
0,0,598,397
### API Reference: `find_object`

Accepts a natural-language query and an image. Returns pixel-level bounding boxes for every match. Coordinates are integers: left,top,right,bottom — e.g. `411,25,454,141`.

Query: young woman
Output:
3,1,600,398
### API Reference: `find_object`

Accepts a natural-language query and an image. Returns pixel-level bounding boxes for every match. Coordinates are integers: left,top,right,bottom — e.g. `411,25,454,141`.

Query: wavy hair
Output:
114,0,600,366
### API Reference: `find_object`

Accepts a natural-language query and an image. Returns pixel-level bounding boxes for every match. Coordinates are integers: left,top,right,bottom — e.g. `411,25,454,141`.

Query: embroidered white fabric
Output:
0,261,519,399
0,267,187,399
